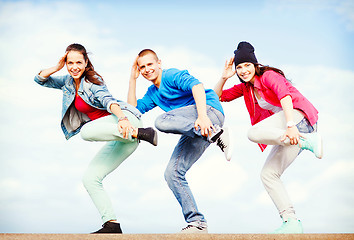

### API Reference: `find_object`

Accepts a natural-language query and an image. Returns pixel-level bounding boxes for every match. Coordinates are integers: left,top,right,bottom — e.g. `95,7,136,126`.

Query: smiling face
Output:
137,53,162,85
66,50,87,81
236,62,256,84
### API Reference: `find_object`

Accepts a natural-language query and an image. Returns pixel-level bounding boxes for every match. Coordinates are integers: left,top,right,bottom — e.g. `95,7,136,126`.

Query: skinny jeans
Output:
247,109,316,221
80,110,142,223
155,105,224,227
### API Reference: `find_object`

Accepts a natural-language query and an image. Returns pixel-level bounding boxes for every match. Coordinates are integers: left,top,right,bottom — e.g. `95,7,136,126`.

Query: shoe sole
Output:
316,133,323,159
152,131,158,146
223,127,233,161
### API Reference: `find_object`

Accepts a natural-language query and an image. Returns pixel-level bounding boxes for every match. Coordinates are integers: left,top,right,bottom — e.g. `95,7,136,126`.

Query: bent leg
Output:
155,105,224,138
81,110,142,142
164,135,210,226
247,110,304,146
260,145,301,221
82,140,139,223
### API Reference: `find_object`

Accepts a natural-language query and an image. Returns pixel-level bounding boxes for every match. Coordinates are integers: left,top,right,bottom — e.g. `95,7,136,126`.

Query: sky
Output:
0,0,353,234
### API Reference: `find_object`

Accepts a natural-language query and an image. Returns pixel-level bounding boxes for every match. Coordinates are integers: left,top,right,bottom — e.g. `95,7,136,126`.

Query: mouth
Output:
71,70,81,76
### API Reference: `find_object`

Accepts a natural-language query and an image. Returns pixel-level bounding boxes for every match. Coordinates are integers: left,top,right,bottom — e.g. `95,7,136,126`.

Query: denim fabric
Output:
34,74,141,139
155,105,224,225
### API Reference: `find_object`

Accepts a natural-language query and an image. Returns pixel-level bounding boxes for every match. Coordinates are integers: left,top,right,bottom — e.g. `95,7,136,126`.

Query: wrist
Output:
118,116,128,122
286,121,296,128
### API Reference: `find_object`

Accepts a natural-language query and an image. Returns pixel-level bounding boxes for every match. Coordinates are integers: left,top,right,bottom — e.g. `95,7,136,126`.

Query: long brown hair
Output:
237,63,288,83
254,64,286,78
65,43,104,85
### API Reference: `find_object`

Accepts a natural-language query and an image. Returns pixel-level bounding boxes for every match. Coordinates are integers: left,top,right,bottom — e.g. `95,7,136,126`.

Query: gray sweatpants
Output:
247,109,316,221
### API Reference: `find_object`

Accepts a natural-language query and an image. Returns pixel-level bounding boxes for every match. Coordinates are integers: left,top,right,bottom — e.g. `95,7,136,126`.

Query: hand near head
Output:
38,52,68,79
56,52,68,71
222,56,236,81
130,55,140,80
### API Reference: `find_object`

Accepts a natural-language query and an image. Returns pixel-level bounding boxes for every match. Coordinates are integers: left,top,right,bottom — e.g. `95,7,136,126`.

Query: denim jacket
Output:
34,74,142,140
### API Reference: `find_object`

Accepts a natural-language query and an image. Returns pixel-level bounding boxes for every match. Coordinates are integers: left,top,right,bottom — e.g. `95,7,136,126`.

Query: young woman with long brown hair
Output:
214,41,323,233
34,43,157,234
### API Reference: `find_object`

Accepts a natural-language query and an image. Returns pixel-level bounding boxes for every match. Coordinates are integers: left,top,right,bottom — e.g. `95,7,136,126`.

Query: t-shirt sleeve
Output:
167,69,201,91
136,86,157,114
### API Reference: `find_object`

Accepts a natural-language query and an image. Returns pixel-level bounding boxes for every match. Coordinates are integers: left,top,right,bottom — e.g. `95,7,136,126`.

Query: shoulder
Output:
163,68,186,78
260,70,287,85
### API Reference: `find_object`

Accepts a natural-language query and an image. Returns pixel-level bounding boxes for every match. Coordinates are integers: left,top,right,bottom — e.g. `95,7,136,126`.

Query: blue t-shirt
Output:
136,68,224,115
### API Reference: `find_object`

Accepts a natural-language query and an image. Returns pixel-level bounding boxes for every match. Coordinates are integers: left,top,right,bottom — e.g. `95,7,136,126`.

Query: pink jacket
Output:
220,70,319,151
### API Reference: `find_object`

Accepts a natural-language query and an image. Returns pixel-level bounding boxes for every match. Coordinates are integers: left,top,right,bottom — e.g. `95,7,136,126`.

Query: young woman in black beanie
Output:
214,41,323,233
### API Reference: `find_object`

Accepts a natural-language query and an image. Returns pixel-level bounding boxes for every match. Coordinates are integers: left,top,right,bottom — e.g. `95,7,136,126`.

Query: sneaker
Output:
137,127,158,146
210,126,233,161
180,225,208,234
299,132,323,159
92,221,122,234
272,218,303,234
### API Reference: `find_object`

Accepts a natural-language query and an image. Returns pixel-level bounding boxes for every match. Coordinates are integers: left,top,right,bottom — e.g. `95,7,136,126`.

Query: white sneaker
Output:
299,132,323,159
210,126,233,161
180,225,208,234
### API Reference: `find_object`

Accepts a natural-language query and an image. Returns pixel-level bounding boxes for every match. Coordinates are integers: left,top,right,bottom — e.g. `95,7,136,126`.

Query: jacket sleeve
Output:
34,74,68,90
89,83,118,113
220,83,245,102
262,71,293,100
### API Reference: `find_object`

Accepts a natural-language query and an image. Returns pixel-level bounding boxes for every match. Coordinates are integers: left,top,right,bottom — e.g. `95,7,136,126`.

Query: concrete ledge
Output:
1,234,353,240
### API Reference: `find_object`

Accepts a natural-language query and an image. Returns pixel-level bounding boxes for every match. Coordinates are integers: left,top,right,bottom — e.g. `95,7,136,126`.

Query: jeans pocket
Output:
297,118,316,134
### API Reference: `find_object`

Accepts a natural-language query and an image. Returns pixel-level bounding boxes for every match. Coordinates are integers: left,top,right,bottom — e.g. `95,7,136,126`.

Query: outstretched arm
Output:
127,56,140,107
214,56,236,97
192,83,216,137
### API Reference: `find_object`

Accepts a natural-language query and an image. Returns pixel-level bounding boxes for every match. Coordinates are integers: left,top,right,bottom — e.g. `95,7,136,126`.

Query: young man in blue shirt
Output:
128,49,232,233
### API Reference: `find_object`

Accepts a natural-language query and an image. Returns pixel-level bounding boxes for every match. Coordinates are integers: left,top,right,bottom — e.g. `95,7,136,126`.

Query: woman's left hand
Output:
118,119,135,139
281,126,303,145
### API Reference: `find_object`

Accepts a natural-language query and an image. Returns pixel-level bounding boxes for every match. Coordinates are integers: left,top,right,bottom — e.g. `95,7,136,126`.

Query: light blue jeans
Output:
155,105,224,227
80,110,142,223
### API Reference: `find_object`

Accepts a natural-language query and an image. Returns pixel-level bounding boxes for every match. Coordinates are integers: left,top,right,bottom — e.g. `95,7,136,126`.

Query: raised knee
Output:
155,115,168,132
80,125,91,141
247,127,259,143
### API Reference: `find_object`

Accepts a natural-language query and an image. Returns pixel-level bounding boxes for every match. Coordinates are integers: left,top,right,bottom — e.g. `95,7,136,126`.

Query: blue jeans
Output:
155,105,224,226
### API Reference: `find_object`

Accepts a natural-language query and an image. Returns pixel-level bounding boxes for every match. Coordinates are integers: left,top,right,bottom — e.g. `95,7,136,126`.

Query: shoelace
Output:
216,138,226,152
182,225,204,231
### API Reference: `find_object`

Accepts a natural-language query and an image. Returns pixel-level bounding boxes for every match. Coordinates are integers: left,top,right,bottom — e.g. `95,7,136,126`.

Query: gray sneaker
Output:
180,225,208,234
210,126,233,161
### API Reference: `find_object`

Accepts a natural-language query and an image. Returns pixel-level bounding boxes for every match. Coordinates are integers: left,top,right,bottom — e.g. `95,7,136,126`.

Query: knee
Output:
247,127,259,143
164,165,174,184
164,164,183,187
80,125,92,141
82,171,101,191
155,114,169,132
260,167,280,185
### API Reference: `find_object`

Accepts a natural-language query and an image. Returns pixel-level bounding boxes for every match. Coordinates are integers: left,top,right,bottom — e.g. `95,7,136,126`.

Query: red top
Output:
220,70,319,151
75,94,110,120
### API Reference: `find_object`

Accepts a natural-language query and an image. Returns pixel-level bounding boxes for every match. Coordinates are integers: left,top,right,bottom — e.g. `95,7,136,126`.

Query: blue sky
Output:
0,0,353,234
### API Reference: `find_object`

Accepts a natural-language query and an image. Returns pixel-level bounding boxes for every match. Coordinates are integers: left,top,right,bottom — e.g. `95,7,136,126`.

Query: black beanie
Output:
234,41,258,67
